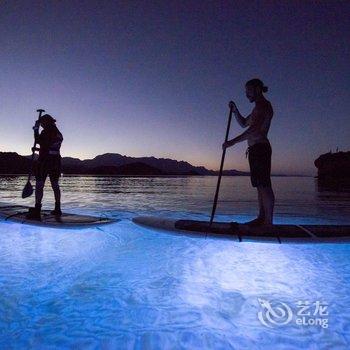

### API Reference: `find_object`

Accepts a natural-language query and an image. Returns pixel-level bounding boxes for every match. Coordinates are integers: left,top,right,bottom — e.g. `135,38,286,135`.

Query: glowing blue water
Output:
0,176,349,349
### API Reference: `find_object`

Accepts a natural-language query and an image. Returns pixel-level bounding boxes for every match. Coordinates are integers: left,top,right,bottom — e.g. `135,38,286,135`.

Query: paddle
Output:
209,104,234,224
22,109,45,198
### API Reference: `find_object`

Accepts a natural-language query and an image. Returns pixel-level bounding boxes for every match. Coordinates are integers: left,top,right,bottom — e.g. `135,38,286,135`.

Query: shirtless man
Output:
222,78,275,226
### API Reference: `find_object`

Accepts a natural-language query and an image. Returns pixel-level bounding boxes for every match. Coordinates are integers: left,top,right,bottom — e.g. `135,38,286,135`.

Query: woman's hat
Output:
40,114,56,123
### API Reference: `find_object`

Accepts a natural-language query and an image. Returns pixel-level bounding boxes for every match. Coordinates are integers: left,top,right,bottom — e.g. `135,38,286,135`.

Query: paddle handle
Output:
209,105,233,225
27,109,45,181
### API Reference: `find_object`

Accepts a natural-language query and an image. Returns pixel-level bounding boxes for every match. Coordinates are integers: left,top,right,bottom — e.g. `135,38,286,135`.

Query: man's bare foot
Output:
244,217,265,226
230,221,239,230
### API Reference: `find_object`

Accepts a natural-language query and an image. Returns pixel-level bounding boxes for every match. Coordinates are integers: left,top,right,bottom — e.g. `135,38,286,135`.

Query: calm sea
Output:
1,175,349,224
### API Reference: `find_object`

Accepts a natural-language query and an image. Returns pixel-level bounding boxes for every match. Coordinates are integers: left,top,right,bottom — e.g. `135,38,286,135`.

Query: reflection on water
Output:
316,178,350,196
1,175,349,224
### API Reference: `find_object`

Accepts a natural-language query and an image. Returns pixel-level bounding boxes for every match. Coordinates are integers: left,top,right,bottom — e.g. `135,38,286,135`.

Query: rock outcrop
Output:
315,151,350,187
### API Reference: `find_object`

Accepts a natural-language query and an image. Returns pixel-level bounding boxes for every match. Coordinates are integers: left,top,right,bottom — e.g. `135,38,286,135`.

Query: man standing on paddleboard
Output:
27,114,63,220
222,78,275,227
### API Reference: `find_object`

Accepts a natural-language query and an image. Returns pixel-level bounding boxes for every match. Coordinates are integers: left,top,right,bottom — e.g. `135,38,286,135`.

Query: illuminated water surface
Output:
0,176,349,348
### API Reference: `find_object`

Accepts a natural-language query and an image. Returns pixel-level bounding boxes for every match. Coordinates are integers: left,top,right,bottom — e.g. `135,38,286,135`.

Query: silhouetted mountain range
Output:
0,152,249,176
0,152,31,174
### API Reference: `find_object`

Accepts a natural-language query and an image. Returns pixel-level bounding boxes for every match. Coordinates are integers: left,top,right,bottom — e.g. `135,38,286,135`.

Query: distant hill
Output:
62,153,216,175
1,151,311,176
89,163,164,176
0,152,31,174
0,151,250,176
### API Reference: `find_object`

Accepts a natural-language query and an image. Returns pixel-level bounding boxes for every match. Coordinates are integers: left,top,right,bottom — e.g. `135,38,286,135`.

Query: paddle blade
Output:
22,181,33,198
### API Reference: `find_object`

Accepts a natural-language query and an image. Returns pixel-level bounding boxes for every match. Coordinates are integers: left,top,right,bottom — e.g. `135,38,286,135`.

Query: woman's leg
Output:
50,178,61,204
26,178,44,218
35,179,45,206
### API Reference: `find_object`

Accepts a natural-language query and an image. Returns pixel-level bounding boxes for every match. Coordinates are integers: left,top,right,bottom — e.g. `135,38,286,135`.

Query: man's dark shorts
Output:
35,156,62,182
248,142,272,188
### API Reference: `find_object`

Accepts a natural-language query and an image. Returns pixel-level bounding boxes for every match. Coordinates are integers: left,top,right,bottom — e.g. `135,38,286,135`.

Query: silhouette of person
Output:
27,114,63,220
222,79,275,226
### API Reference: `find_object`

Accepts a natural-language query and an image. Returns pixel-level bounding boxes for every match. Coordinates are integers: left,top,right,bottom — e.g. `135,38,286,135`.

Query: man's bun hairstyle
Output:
246,78,268,93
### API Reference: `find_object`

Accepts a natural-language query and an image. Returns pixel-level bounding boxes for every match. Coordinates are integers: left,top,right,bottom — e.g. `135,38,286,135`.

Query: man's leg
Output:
245,188,265,225
257,187,265,219
260,186,275,225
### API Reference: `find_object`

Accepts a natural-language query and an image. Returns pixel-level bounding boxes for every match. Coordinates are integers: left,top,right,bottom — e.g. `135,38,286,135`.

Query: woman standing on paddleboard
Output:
222,78,275,227
26,114,63,220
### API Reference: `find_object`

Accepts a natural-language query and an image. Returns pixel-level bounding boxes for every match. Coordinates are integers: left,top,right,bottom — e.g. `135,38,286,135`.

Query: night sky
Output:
1,1,349,175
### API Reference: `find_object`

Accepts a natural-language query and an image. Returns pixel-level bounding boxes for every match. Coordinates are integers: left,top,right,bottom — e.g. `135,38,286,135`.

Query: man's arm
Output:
229,101,249,128
223,106,265,148
234,110,250,128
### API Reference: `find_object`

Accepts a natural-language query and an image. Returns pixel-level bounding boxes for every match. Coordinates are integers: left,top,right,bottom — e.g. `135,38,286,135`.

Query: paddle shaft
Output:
26,109,45,181
210,106,233,224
